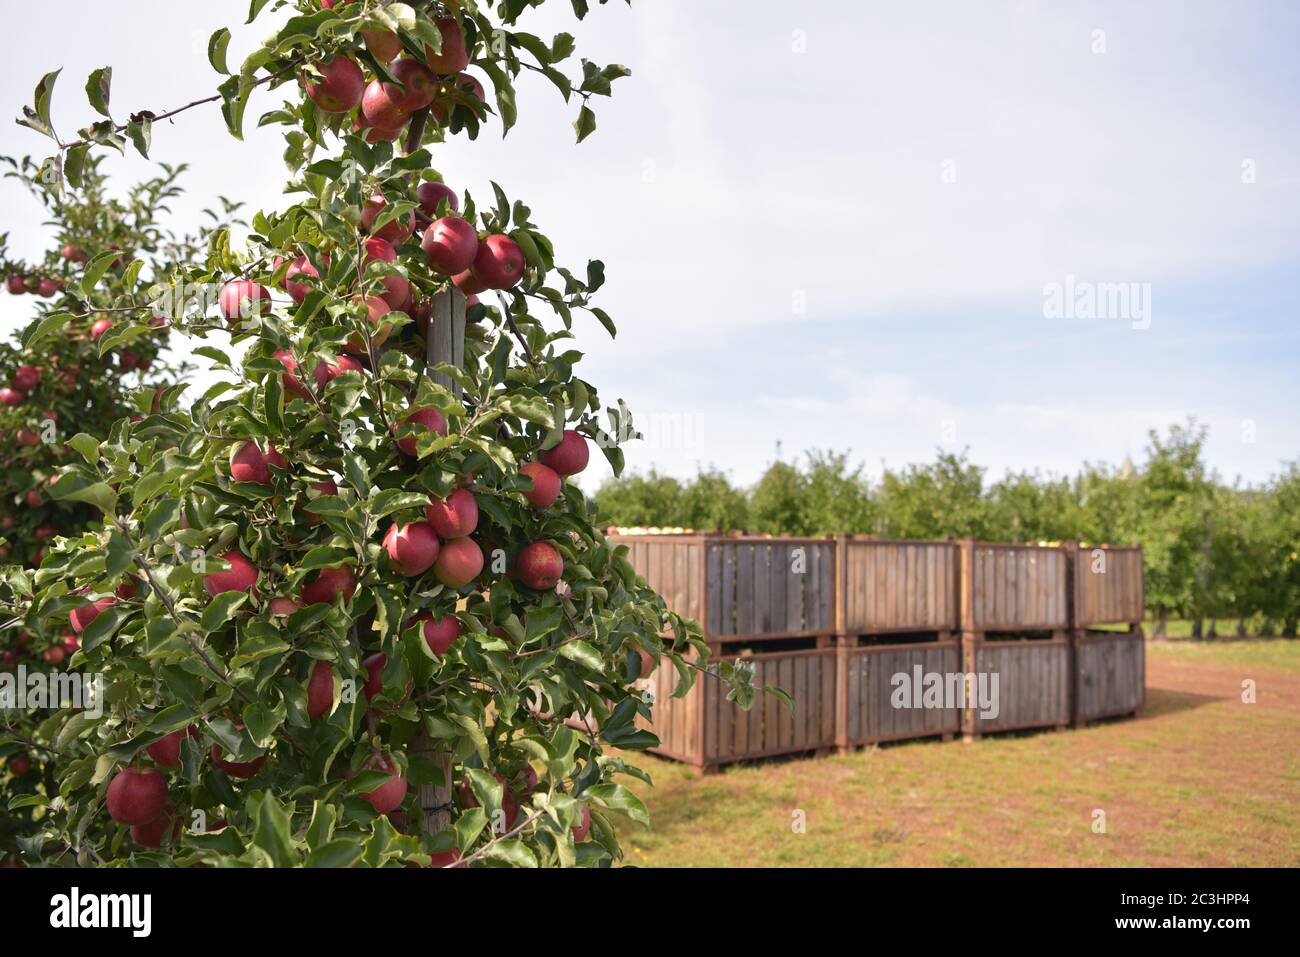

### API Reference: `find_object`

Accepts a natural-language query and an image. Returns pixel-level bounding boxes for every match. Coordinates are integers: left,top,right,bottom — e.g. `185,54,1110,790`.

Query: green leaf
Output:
369,489,430,518
558,639,603,672
49,475,117,515
66,433,101,465
485,839,538,867
127,117,152,158
209,28,232,74
574,104,596,143
105,529,134,580
77,250,122,298
201,591,248,632
85,67,112,117
33,68,61,129
584,783,650,826
22,311,74,350
306,840,364,868
251,792,298,867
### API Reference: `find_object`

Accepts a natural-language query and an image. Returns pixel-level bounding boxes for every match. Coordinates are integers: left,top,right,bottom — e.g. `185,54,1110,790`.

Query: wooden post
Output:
411,287,466,841
835,635,851,753
958,538,978,741
426,289,467,397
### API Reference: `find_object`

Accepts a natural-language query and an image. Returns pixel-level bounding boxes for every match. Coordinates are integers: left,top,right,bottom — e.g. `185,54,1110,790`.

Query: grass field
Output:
614,639,1300,867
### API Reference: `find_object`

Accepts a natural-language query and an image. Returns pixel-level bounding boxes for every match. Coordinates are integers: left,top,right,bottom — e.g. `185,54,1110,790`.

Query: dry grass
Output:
613,639,1300,867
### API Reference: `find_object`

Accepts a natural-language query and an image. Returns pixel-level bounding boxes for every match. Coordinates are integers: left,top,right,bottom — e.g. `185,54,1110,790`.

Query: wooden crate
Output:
1070,544,1145,627
835,639,961,748
1074,629,1145,723
961,540,1069,632
971,638,1072,733
612,534,836,643
642,643,836,770
836,537,959,635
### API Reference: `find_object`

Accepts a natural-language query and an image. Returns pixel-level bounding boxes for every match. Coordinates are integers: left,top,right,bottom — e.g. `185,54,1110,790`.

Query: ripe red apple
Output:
428,848,463,867
519,462,561,509
24,490,42,508
344,295,393,354
514,541,564,591
360,80,413,132
147,727,195,768
0,387,26,407
362,28,403,63
306,660,335,720
219,280,272,323
60,244,87,262
635,646,656,678
425,16,471,74
203,550,259,596
5,275,25,294
393,406,447,457
416,181,458,216
229,440,281,484
383,521,441,576
421,216,479,276
540,430,590,476
131,808,182,848
452,267,488,295
14,365,40,390
429,72,485,124
364,236,398,264
359,752,408,814
361,193,415,245
269,597,304,616
106,767,168,825
283,255,323,305
301,564,356,605
390,58,438,109
305,55,365,112
409,612,461,656
425,487,478,539
42,644,65,665
571,804,592,842
311,353,364,390
62,634,79,653
433,537,484,589
8,755,31,776
470,234,525,289
273,349,312,400
16,428,40,447
209,736,266,779
37,278,62,297
70,596,116,634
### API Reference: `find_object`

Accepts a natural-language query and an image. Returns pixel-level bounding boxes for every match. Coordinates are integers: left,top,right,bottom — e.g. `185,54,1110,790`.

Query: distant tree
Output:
679,467,749,532
799,451,876,535
749,459,807,535
985,471,1081,542
593,468,685,527
876,451,988,540
1262,464,1300,636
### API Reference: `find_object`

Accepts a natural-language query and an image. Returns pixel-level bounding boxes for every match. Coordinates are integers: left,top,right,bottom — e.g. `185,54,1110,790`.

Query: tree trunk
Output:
1206,619,1217,639
1236,617,1247,638
1285,618,1298,639
1191,615,1203,639
1154,611,1167,638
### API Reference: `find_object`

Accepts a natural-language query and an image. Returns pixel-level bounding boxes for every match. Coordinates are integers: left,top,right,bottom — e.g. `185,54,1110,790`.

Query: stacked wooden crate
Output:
1068,543,1145,724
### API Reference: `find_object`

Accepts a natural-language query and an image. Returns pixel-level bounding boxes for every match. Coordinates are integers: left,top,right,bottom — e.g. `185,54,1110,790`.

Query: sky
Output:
1,0,1297,493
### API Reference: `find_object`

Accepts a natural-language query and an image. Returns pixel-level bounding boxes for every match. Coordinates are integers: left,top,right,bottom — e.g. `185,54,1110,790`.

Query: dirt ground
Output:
614,640,1300,866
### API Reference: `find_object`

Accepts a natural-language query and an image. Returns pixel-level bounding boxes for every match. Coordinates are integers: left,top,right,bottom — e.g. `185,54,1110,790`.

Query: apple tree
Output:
2,0,760,867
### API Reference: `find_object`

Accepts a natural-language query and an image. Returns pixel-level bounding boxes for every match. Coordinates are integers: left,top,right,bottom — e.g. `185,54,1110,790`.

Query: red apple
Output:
301,564,356,605
303,479,338,525
459,773,519,830
635,646,656,678
425,16,470,74
8,755,32,776
424,487,478,539
219,280,272,323
571,804,591,842
393,406,447,457
421,216,479,276
37,278,62,297
360,80,413,132
131,808,183,848
229,440,280,485
362,28,403,63
452,267,488,295
306,660,336,720
390,58,438,109
344,295,393,354
6,275,26,294
147,727,195,768
14,365,40,390
61,244,87,262
0,387,26,407
274,349,312,400
269,597,304,616
409,612,461,656
519,462,561,509
283,255,323,305
16,428,40,447
540,430,590,477
70,596,116,635
209,736,266,780
429,848,463,867
364,236,398,264
433,537,484,589
383,521,441,576
416,181,459,216
305,55,365,113
311,354,365,390
203,551,259,596
514,541,564,591
361,193,415,245
470,234,525,289
359,752,408,814
42,644,65,665
106,767,168,825
430,72,485,124
24,490,42,508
